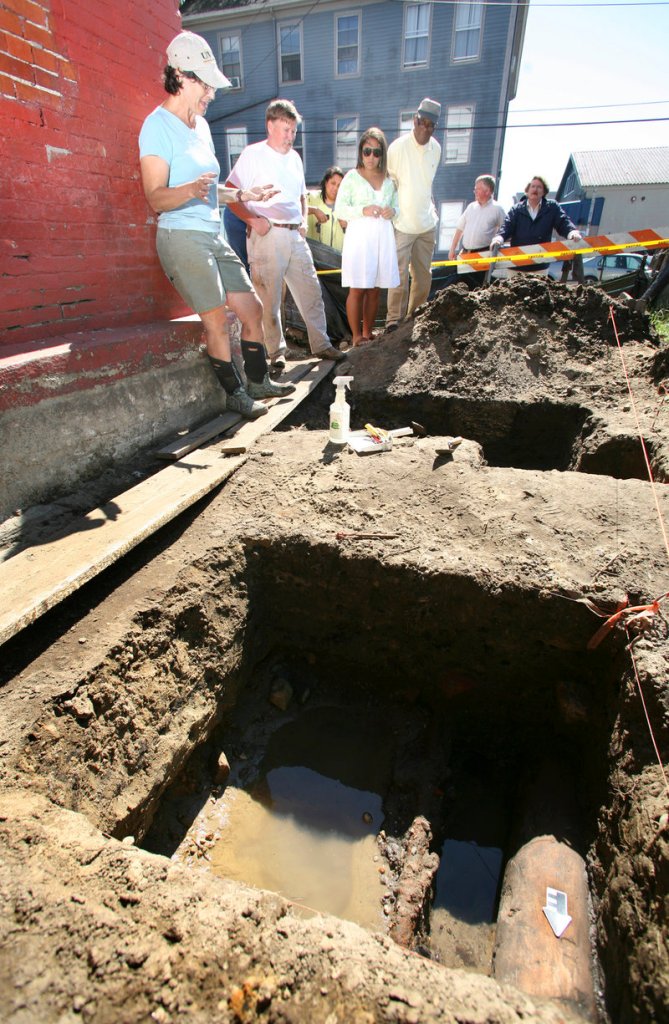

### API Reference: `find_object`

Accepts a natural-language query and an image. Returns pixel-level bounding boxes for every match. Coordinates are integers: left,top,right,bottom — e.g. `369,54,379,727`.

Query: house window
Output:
335,115,359,169
399,110,415,135
219,33,242,89
336,13,360,77
453,3,483,62
564,171,577,196
438,201,464,252
293,120,305,164
225,128,247,175
403,3,431,69
444,105,474,164
278,21,303,83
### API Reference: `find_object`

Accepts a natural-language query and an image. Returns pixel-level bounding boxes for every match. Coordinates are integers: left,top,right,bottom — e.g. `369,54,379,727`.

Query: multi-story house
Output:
180,0,528,253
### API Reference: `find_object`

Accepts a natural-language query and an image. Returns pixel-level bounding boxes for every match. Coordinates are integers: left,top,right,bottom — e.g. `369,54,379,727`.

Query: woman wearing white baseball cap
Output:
138,32,293,419
166,30,231,90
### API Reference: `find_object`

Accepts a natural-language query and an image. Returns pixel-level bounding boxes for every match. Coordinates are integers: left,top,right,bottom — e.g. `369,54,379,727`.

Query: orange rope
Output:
607,307,669,561
626,625,669,800
607,306,669,795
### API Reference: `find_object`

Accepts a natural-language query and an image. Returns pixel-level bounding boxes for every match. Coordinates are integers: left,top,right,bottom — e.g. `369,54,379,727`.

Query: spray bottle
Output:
329,375,354,444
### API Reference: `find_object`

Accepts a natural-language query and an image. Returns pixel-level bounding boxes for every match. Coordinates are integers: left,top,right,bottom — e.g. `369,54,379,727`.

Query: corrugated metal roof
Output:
572,147,669,187
180,0,277,13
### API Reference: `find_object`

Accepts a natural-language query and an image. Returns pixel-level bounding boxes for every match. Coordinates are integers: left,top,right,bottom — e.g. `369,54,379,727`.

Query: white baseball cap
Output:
166,31,231,90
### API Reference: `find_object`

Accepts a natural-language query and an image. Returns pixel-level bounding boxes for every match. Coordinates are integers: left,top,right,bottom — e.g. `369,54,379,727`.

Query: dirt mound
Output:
344,278,659,407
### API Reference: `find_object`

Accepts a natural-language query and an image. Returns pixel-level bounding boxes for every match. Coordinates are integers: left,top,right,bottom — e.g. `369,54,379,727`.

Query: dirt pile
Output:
350,276,660,402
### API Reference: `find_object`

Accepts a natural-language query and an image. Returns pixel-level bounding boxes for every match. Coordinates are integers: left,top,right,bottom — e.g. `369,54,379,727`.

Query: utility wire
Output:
510,99,669,113
210,113,669,131
387,0,669,6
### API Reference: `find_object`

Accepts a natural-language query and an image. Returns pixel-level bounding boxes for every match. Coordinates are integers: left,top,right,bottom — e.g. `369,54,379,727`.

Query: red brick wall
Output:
0,0,189,348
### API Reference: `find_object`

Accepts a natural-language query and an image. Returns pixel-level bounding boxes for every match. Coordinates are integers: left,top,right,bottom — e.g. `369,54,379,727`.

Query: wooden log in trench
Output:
493,833,596,1018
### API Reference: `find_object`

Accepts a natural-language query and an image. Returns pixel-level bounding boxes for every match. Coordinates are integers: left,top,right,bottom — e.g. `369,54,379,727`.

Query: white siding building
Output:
556,147,669,235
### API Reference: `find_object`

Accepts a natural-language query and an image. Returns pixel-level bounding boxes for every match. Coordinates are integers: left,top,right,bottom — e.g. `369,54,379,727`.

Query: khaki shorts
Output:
156,228,253,313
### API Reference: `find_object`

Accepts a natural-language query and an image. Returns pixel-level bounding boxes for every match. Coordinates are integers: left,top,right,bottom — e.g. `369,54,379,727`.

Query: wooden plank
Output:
218,357,335,451
0,355,337,646
0,453,244,647
155,357,321,461
156,412,241,461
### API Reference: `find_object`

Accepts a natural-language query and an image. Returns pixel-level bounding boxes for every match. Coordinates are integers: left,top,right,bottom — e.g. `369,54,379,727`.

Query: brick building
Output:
0,1,224,518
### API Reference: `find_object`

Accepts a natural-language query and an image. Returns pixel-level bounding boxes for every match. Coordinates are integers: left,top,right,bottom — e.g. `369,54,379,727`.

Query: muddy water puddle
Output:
173,706,393,931
427,762,508,970
149,690,513,964
209,768,384,929
429,840,502,970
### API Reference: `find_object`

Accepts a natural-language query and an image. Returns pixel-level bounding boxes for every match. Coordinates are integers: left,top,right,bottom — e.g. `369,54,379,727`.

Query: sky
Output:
497,0,669,209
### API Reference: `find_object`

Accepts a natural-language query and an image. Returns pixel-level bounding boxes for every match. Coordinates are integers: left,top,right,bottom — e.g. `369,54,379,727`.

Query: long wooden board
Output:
218,357,335,451
0,357,336,646
0,452,244,647
155,357,324,460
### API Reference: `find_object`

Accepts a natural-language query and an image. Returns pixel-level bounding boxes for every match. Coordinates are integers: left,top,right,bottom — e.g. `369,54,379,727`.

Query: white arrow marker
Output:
543,886,572,938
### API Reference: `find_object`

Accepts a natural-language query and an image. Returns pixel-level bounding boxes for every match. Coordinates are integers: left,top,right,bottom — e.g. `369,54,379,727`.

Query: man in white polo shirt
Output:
226,99,345,372
448,175,506,289
385,97,441,331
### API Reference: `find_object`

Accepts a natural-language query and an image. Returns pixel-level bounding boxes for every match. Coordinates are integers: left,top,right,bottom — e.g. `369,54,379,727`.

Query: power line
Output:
209,95,669,126
211,114,669,134
393,0,669,6
506,115,669,128
510,99,669,114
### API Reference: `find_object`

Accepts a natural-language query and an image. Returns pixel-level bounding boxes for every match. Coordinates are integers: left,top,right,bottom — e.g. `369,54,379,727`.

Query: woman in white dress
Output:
334,128,399,347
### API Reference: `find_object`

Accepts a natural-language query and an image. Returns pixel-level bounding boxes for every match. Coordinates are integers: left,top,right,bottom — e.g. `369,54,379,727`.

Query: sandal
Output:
353,337,373,348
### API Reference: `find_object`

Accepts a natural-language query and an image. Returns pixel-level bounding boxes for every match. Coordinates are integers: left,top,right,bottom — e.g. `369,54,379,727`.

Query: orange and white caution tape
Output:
316,227,669,275
432,226,669,271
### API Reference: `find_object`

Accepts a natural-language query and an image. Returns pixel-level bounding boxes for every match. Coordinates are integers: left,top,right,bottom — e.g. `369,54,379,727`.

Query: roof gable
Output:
571,147,669,187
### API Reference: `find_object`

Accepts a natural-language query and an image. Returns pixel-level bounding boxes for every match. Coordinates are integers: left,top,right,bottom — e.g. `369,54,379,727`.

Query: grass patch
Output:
651,309,669,344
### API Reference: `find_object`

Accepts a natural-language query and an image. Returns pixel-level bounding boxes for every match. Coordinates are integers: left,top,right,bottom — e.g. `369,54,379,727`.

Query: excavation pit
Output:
0,280,667,1024
137,541,613,1011
1,427,667,1024
280,276,669,483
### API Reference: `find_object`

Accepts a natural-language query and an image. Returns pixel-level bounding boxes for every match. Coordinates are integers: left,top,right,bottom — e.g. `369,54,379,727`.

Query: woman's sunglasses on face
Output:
363,146,382,158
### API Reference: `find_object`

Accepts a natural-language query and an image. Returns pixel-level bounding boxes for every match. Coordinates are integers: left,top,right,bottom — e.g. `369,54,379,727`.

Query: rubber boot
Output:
207,355,267,420
241,341,296,399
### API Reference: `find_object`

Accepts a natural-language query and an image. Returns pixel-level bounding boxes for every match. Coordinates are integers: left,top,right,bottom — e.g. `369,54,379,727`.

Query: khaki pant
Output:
247,228,329,360
386,227,437,326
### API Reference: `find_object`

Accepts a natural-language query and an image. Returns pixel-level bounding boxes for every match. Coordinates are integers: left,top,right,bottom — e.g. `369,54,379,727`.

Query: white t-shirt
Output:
456,198,506,272
228,140,306,223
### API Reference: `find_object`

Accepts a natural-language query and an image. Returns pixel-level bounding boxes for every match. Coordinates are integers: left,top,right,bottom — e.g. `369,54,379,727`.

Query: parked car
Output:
548,251,651,283
585,252,650,282
545,250,652,297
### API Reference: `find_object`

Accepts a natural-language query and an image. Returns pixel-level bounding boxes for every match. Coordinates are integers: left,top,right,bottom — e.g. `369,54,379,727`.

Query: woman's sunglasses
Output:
362,146,382,158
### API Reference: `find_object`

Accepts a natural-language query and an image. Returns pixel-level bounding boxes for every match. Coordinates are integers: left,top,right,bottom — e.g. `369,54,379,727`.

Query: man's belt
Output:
271,222,301,229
